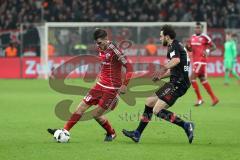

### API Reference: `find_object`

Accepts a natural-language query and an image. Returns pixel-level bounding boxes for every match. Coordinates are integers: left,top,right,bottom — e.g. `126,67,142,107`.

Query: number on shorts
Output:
84,95,92,102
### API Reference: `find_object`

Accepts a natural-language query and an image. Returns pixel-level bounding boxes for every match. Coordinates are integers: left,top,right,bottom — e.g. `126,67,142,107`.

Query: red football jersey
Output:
189,34,213,63
97,42,130,89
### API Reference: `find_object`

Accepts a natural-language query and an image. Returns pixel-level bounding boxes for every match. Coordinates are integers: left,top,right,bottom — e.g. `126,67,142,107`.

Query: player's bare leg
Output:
92,107,116,142
64,101,91,130
190,72,204,106
199,76,219,106
47,101,91,135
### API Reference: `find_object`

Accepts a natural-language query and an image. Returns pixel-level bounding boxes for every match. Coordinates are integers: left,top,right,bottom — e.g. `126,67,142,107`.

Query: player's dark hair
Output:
196,22,203,28
161,25,176,39
93,28,107,40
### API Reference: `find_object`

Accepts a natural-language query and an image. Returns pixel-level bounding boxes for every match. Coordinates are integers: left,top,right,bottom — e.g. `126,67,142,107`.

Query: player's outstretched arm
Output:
120,63,133,94
109,42,133,94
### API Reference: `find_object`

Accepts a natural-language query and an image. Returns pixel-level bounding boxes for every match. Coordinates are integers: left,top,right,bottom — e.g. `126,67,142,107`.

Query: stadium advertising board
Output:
1,56,240,78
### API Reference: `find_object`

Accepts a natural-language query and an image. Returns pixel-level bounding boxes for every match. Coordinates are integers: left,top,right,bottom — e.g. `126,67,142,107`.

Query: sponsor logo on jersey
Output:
170,51,175,58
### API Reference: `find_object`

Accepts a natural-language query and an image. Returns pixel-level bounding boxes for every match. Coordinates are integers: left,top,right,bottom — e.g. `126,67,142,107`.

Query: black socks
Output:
136,105,153,134
136,106,186,135
156,109,185,128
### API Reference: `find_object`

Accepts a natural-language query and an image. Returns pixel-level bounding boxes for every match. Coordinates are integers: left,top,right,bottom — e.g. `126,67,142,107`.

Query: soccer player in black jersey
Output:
122,25,195,144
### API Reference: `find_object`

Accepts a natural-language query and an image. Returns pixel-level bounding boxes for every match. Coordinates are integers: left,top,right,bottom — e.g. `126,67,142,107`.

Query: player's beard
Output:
196,33,201,36
195,29,202,36
163,39,168,46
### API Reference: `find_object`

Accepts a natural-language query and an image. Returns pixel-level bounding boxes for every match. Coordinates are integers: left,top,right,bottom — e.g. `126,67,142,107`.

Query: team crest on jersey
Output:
105,53,111,60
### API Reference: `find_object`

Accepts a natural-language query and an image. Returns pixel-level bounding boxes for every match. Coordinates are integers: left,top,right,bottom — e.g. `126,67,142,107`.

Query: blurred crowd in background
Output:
0,0,42,30
1,0,240,30
0,0,240,57
43,0,240,28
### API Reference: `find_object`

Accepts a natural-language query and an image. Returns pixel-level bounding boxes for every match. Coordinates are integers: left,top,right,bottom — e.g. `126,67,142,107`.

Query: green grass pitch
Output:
0,78,240,160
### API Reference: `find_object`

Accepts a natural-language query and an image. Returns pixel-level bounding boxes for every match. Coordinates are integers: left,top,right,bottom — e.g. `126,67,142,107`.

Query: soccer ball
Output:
53,129,70,143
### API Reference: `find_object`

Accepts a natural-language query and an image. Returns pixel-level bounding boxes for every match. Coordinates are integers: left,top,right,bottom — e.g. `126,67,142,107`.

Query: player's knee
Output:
200,77,206,82
75,101,89,114
75,108,85,115
92,112,99,119
152,109,158,115
92,113,101,121
92,107,105,118
152,107,162,115
145,97,156,107
94,116,106,124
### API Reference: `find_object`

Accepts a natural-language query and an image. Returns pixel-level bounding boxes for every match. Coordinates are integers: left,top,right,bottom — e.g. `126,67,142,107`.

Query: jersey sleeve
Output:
108,42,133,86
169,43,181,59
232,41,238,58
203,34,213,46
108,42,127,64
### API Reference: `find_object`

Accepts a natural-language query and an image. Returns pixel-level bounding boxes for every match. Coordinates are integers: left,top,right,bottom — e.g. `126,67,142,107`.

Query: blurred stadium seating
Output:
1,0,240,30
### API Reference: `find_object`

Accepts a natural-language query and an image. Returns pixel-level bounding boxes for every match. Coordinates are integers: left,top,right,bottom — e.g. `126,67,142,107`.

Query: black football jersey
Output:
167,39,191,89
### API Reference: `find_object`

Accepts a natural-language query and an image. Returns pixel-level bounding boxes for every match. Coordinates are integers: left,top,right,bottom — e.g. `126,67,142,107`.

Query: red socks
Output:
64,112,82,131
191,80,202,100
100,120,115,135
63,112,115,135
192,80,217,101
201,80,217,100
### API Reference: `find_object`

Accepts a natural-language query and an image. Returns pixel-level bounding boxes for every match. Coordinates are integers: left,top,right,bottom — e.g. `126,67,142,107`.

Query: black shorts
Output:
155,82,188,106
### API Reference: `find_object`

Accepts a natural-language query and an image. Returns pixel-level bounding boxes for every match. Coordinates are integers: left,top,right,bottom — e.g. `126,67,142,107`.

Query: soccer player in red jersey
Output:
48,29,132,141
186,22,219,106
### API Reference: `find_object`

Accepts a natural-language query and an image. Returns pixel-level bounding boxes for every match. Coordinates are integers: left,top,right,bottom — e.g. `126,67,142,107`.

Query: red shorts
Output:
192,62,207,77
83,83,119,110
